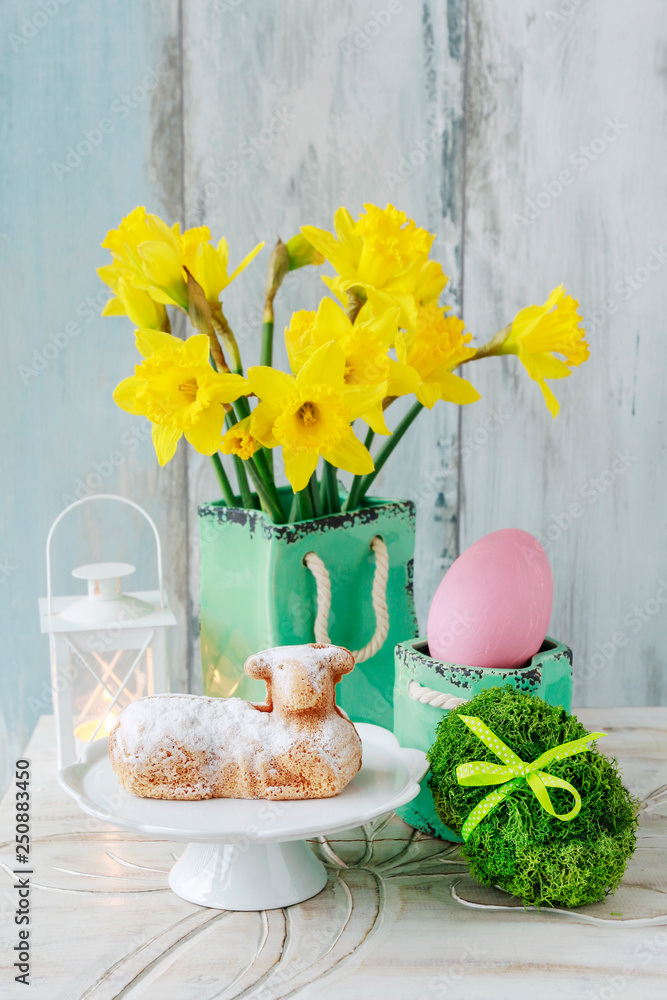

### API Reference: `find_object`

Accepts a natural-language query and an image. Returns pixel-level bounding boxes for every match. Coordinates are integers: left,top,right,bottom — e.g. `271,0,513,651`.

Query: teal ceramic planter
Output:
393,635,573,840
198,491,418,730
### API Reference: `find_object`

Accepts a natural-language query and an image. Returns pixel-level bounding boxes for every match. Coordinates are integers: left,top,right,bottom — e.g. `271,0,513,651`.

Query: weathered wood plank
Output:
461,0,667,706
0,0,186,790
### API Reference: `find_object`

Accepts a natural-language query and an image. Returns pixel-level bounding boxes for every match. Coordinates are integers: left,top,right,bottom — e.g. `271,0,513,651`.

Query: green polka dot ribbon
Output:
456,715,607,841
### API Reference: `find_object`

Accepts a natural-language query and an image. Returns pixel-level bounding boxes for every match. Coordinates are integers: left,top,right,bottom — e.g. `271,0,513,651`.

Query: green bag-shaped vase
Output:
198,491,418,730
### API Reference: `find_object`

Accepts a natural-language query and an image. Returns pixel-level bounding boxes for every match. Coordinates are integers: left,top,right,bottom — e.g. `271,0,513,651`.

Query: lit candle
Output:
74,712,117,745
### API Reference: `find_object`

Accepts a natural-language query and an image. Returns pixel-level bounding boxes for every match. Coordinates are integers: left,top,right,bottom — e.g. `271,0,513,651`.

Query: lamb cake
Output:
108,643,362,800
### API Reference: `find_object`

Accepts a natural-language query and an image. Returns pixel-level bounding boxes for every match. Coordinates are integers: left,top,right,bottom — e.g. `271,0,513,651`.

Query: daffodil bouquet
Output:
99,204,589,524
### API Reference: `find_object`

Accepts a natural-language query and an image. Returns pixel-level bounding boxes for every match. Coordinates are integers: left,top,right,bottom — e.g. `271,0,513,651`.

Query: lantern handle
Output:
46,494,166,617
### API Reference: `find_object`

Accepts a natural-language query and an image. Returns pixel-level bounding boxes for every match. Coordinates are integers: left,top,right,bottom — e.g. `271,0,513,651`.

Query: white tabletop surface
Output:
1,709,667,1000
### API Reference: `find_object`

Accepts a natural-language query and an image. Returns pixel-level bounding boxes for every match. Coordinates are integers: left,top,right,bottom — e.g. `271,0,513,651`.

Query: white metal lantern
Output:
39,494,176,768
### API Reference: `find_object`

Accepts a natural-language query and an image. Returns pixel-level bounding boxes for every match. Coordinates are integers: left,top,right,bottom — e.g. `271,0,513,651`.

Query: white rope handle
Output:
407,679,468,710
304,550,332,647
303,535,390,663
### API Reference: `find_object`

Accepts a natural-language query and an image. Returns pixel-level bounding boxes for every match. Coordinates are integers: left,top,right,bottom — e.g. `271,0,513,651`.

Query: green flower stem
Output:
252,445,270,480
288,491,300,523
308,471,322,518
253,439,276,490
263,445,274,476
297,483,314,521
355,401,424,505
342,427,375,513
342,477,362,514
232,455,256,509
245,457,285,523
251,448,283,514
260,319,274,367
211,453,237,507
319,465,329,513
233,395,252,421
323,461,341,514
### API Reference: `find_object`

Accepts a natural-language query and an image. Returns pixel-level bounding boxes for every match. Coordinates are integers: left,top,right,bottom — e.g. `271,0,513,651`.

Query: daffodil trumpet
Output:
101,204,588,523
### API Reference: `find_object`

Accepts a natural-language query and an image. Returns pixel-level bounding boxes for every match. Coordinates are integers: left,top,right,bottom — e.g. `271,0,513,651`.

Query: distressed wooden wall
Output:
2,0,666,779
460,0,667,708
0,0,187,789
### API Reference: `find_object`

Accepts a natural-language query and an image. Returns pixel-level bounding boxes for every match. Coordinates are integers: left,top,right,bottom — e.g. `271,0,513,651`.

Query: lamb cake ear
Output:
244,653,272,681
330,645,355,679
244,653,274,708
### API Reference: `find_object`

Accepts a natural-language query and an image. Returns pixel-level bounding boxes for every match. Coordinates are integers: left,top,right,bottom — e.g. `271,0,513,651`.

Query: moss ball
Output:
427,686,639,907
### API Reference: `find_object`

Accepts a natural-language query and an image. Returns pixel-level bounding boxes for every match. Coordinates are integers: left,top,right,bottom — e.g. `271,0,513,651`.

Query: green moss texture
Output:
427,686,639,907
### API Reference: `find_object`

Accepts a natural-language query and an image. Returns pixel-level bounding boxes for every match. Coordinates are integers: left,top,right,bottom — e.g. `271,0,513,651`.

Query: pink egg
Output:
426,529,553,668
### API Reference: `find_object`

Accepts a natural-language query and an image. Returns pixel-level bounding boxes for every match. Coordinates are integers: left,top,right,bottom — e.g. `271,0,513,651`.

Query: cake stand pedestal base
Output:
168,839,328,910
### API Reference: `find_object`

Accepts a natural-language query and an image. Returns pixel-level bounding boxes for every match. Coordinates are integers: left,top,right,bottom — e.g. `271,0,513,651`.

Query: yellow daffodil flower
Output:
301,204,448,330
133,239,189,309
101,206,179,260
100,207,264,316
97,267,168,330
113,330,250,465
285,233,325,270
396,304,480,408
221,416,260,461
501,285,589,417
180,226,264,302
285,297,419,434
101,207,188,309
248,342,386,492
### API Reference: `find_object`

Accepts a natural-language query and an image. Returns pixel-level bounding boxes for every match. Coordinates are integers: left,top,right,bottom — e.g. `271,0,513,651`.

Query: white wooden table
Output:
2,710,667,1000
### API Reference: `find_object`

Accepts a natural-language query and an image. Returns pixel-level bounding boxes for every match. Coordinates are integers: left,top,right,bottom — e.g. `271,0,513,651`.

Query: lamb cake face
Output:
108,643,362,800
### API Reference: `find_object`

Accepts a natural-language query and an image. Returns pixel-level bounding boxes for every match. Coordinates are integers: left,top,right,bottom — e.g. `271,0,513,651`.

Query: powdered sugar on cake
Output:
109,643,363,801
115,694,291,760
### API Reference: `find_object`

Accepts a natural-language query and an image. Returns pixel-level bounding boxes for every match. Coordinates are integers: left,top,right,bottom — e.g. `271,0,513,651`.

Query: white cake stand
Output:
58,723,428,911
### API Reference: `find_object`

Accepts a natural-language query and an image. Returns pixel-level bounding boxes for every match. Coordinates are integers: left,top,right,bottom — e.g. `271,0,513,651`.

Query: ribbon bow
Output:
455,715,606,840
